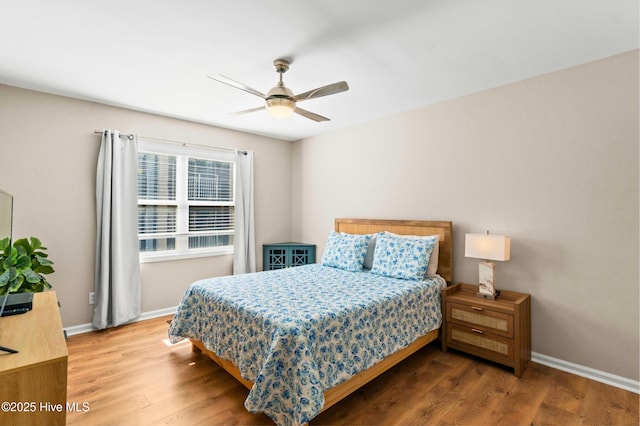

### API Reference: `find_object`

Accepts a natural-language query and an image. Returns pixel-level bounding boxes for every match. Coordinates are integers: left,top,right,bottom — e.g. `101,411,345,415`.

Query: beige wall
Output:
0,84,293,327
291,51,639,380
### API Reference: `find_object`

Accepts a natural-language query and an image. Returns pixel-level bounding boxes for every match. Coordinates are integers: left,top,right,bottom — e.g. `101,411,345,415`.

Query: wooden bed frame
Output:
191,218,453,416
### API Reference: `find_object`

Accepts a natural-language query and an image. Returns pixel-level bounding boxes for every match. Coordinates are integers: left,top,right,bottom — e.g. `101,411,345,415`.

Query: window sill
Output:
139,247,234,263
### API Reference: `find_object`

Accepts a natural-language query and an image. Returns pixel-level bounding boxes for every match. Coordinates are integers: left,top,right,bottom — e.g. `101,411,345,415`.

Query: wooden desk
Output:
0,291,68,425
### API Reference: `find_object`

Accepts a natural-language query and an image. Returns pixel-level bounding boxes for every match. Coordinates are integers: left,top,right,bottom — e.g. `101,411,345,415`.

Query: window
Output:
137,140,235,261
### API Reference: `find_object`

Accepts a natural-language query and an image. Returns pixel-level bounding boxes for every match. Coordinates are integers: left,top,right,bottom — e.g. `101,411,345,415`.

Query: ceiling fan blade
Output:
294,81,349,102
294,107,330,122
207,74,266,99
230,106,265,116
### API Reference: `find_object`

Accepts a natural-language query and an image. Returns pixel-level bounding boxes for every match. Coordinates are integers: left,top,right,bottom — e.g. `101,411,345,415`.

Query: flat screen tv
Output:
0,189,20,352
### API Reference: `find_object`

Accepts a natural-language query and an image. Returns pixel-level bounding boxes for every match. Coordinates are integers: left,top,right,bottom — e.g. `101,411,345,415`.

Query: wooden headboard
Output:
335,218,453,283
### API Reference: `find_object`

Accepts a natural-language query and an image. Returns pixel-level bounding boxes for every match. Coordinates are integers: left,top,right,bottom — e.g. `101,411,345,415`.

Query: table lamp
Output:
465,232,510,299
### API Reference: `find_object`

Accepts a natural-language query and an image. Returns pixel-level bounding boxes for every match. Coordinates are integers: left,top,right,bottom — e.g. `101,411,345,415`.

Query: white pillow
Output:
385,231,440,277
362,233,377,270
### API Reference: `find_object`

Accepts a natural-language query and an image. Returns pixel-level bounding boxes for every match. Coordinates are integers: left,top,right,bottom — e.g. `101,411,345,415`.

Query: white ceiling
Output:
1,0,637,141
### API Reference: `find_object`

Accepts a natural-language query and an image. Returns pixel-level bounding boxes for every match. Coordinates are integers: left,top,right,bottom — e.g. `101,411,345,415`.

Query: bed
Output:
169,218,452,425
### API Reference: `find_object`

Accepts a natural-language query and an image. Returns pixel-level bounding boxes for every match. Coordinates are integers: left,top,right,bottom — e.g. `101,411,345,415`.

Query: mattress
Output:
168,263,446,425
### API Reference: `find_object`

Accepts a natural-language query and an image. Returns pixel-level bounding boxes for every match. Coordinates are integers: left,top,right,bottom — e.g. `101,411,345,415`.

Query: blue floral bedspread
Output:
168,263,446,426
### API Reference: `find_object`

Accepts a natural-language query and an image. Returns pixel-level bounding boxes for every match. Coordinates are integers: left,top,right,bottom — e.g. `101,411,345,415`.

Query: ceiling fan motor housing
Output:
266,84,294,100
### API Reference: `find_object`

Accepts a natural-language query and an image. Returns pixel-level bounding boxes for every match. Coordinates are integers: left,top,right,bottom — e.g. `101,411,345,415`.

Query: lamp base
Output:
477,260,498,299
476,290,500,300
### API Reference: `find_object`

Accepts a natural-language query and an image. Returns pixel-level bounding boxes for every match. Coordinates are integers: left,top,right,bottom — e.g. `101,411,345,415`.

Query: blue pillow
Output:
370,232,437,280
321,231,372,272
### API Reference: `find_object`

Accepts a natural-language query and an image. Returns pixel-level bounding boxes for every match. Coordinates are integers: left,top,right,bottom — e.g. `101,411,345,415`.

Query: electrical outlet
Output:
89,292,95,305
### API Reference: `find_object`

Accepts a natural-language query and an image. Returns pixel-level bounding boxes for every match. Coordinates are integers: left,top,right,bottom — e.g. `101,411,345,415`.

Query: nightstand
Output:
441,283,531,377
263,242,316,271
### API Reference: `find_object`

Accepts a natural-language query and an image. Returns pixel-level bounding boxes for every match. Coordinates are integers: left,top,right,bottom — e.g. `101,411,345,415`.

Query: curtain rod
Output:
93,130,247,155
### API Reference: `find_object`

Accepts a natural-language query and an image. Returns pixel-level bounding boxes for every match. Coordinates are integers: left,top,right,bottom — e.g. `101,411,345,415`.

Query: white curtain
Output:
93,130,141,329
233,150,256,274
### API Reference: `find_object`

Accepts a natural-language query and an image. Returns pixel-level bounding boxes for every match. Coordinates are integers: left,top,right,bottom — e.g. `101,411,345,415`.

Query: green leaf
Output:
23,269,42,284
3,256,15,269
34,265,54,275
15,255,31,270
15,245,27,257
7,267,17,281
35,255,53,266
40,277,52,290
0,237,9,251
0,270,10,286
29,237,42,250
8,274,24,292
13,238,33,255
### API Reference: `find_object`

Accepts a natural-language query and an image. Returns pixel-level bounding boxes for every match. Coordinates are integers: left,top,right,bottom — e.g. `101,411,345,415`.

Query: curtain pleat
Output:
233,150,256,274
93,130,141,329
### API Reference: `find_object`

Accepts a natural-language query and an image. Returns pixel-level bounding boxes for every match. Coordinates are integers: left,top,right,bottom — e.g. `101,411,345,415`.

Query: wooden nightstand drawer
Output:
447,302,513,338
446,323,514,366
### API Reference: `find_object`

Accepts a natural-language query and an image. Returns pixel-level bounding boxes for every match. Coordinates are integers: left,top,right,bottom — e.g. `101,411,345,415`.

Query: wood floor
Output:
66,315,639,425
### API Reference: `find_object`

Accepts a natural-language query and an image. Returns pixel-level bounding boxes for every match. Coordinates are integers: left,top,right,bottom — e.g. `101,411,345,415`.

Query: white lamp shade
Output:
465,234,511,261
266,98,295,119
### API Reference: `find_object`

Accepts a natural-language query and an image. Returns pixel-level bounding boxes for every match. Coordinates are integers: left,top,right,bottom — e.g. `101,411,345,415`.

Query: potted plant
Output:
0,237,54,295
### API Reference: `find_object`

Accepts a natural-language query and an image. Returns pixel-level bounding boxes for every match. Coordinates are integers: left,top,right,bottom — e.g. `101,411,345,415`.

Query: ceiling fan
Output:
208,58,349,122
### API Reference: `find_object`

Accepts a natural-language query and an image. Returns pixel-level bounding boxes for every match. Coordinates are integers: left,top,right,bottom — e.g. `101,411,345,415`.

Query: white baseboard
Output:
532,352,639,394
64,306,178,337
65,312,639,395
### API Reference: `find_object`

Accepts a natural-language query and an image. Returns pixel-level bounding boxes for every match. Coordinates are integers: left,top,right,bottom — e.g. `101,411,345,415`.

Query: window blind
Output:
138,153,176,200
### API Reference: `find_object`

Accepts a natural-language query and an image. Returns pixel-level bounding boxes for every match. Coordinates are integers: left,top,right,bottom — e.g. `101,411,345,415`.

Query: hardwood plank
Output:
485,362,552,424
66,315,639,425
579,380,640,425
354,352,474,425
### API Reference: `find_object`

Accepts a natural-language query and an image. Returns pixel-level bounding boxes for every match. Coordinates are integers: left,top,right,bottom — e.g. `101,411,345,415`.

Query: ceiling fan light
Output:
266,98,295,119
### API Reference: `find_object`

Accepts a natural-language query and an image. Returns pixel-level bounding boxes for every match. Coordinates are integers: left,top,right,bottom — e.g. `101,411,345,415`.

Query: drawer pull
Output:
471,306,483,311
471,328,484,334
